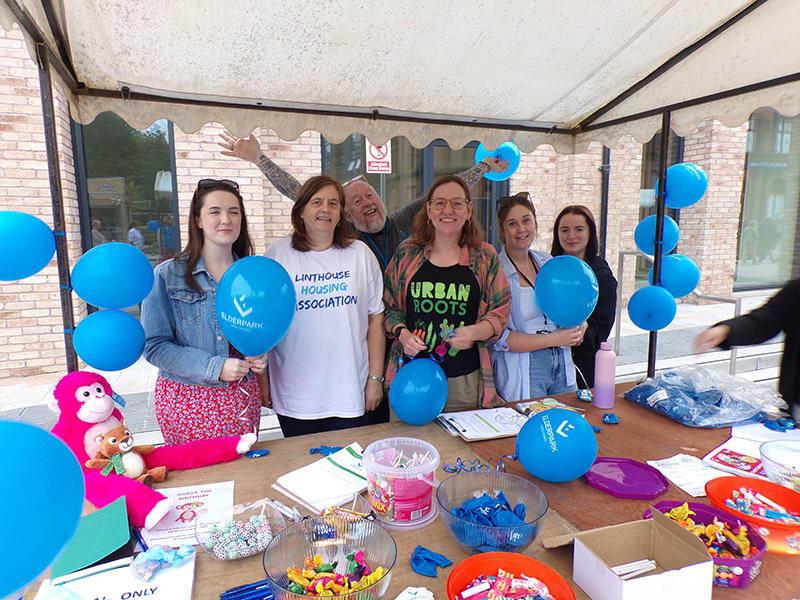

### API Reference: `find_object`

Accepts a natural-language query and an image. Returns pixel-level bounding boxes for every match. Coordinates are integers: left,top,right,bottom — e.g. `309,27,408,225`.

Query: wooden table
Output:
469,384,799,599
160,420,587,600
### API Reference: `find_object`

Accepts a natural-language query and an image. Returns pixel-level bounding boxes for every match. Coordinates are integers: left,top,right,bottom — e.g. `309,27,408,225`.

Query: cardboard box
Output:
568,510,713,600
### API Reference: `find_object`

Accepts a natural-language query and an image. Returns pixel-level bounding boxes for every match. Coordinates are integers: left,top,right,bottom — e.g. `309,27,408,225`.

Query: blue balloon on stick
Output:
515,408,598,482
73,309,146,371
648,254,700,298
656,162,708,209
535,255,599,328
0,211,56,281
634,215,680,256
390,358,448,425
72,242,155,309
627,285,677,331
474,142,521,181
216,256,296,357
146,220,161,232
0,421,84,598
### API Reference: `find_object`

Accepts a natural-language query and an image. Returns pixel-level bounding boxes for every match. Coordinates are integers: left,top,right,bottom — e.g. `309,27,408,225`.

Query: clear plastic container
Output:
362,437,440,529
195,497,286,561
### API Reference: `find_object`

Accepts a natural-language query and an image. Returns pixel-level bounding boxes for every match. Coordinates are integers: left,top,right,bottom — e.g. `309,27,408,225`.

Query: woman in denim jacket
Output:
142,179,266,444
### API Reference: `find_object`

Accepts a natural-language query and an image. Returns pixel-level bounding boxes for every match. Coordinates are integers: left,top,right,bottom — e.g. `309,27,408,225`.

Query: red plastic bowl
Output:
446,551,576,600
705,476,800,555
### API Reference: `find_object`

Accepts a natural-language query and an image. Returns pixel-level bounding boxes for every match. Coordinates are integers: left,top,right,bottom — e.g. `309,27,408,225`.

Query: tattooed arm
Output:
218,130,303,200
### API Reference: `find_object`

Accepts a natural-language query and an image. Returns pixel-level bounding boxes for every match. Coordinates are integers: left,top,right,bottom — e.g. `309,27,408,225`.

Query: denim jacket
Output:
142,255,242,386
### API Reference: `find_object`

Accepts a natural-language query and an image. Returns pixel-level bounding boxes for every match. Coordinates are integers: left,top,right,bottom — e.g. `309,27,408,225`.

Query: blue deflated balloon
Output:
515,408,598,482
535,255,599,328
0,422,84,598
627,285,677,331
390,358,448,425
216,256,296,357
474,142,521,181
0,211,56,281
73,309,146,371
72,242,155,309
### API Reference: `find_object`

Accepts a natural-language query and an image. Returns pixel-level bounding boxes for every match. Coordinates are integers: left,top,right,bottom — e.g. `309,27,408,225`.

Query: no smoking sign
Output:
366,140,391,174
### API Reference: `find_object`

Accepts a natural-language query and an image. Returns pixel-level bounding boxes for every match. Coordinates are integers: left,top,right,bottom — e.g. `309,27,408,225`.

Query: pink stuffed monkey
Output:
50,371,257,528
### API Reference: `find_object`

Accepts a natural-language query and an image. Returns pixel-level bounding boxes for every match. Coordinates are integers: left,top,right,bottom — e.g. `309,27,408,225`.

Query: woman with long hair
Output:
491,193,585,401
142,179,265,444
551,204,617,387
383,174,511,411
261,175,385,437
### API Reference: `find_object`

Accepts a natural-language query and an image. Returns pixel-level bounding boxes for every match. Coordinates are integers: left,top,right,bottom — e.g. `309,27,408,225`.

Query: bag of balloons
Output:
390,358,448,425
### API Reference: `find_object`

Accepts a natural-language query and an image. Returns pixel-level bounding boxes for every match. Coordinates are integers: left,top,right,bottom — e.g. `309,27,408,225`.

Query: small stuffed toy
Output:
50,371,257,529
85,419,168,485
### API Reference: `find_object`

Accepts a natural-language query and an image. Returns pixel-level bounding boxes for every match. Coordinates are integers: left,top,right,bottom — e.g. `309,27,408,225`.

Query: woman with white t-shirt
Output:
261,175,385,437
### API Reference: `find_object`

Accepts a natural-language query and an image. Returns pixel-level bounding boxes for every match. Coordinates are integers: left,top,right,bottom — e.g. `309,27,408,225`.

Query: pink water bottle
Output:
593,342,616,409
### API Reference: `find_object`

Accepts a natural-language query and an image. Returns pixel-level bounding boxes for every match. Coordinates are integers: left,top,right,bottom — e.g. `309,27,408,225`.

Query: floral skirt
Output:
154,375,261,445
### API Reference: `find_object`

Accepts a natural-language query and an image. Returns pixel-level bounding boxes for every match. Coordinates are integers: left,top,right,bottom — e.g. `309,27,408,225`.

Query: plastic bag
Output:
623,364,787,428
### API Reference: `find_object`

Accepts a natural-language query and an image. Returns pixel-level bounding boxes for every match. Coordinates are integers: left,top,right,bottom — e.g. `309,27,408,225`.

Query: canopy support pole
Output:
647,111,671,378
37,43,78,372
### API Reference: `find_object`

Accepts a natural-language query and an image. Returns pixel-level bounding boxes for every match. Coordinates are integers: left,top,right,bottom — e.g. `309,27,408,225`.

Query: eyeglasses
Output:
342,174,366,188
197,178,240,190
429,197,469,211
498,191,532,207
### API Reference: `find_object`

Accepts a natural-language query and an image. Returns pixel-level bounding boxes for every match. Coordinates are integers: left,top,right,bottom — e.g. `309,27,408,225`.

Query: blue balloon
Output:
627,285,677,331
648,254,700,298
72,242,155,309
657,163,708,209
0,421,84,598
474,142,521,181
146,220,161,232
634,214,679,256
0,211,56,281
515,408,598,482
73,309,146,371
216,256,296,357
534,255,599,328
390,358,448,425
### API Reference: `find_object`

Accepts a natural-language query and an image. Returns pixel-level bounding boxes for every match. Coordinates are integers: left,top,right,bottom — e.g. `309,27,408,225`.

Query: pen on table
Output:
267,498,301,522
221,578,272,600
132,526,149,552
447,417,467,433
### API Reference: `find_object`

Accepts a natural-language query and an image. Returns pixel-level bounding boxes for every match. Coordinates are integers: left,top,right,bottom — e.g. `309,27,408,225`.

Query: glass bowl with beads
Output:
195,497,287,561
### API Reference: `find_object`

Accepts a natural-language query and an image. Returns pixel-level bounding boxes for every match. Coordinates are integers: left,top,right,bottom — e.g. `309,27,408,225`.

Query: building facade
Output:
1,24,797,377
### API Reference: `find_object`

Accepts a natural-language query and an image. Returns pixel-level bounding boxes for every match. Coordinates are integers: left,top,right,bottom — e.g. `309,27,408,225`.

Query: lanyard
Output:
363,229,390,269
507,252,548,328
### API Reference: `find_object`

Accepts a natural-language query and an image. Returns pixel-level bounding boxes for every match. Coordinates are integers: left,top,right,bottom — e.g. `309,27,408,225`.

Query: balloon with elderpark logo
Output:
215,256,296,357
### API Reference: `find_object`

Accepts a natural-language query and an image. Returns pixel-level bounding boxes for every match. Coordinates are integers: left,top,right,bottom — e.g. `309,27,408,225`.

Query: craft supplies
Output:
442,457,507,473
363,437,440,529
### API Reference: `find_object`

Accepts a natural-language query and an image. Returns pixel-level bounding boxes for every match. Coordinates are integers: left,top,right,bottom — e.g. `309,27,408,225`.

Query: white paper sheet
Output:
646,454,729,497
143,480,235,546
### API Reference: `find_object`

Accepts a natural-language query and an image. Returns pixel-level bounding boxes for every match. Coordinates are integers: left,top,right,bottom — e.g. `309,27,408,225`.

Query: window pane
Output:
82,113,176,265
322,135,423,215
735,108,800,289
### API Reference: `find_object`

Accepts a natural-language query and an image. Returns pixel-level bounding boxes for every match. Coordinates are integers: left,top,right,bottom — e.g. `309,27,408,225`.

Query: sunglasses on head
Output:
498,191,533,207
197,178,240,191
342,174,366,188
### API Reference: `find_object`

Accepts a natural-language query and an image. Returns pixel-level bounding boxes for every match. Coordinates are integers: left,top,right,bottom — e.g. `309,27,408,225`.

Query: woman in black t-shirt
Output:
383,174,511,411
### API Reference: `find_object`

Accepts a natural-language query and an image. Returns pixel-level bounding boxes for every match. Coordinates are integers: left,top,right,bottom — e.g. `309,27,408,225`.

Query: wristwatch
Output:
369,375,385,382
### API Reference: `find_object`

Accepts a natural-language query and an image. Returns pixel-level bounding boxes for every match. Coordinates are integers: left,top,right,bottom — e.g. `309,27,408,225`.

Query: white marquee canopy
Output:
2,0,800,153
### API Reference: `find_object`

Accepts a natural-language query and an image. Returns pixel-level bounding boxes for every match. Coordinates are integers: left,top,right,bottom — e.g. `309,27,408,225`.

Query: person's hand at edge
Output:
694,325,730,354
218,130,261,164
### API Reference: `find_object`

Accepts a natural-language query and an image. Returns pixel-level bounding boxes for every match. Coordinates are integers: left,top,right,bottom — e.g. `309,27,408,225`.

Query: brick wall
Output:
0,25,83,378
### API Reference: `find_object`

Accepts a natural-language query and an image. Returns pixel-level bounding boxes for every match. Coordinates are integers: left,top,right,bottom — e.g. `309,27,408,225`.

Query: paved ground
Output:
0,290,779,439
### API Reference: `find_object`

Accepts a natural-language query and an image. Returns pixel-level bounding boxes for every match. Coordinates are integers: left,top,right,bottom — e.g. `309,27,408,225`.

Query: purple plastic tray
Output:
584,457,669,500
